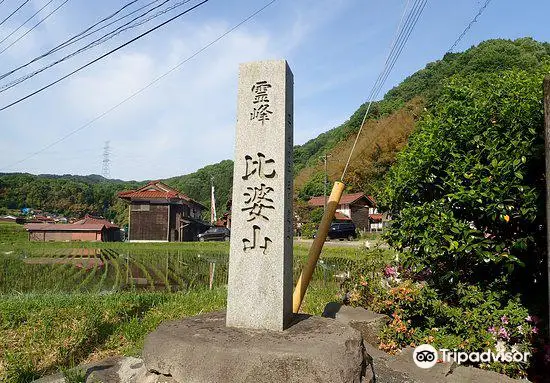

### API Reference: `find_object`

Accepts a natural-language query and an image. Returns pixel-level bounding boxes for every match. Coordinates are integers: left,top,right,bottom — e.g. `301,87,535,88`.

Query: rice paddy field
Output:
0,222,393,382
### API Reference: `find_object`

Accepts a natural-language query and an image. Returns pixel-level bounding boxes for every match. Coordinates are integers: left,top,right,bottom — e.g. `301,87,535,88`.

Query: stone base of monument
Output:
142,311,365,383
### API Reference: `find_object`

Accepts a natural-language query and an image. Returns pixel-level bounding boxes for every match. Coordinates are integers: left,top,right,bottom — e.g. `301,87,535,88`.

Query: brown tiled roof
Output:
334,211,351,221
118,181,205,208
25,215,118,232
25,223,106,232
369,213,383,222
73,215,119,229
308,192,376,207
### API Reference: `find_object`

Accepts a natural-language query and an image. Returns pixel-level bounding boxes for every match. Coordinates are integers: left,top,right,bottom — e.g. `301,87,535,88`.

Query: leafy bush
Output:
346,270,541,378
379,67,548,301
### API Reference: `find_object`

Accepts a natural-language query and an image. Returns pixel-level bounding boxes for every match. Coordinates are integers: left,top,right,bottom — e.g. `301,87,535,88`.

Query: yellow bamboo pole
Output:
293,181,345,313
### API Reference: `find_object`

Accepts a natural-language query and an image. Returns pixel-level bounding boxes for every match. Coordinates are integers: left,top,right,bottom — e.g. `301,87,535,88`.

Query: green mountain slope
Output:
294,37,550,195
294,38,550,170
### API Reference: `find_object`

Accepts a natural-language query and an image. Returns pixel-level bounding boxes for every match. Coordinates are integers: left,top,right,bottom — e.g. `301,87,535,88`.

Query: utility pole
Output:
322,153,331,211
543,76,550,341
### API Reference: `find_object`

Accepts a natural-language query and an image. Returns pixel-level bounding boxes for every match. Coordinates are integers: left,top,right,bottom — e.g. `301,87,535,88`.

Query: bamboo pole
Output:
293,181,345,313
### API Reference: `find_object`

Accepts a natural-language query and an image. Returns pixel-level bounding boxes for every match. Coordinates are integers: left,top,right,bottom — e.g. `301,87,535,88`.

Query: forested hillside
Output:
294,37,550,197
0,159,234,225
1,38,549,224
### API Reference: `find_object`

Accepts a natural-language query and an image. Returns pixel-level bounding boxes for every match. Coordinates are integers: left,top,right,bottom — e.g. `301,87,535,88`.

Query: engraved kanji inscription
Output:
242,225,272,255
250,80,273,124
242,152,276,180
241,183,275,221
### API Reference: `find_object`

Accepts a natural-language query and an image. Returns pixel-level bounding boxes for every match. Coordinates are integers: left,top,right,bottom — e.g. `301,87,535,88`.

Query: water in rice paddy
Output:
0,248,347,294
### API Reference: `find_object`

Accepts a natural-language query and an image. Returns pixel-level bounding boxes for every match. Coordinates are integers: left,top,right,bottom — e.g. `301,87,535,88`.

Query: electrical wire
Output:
0,0,194,92
0,0,71,56
0,0,56,47
341,0,427,180
1,0,278,171
51,0,165,57
0,0,209,111
0,0,31,28
448,0,492,53
0,0,139,73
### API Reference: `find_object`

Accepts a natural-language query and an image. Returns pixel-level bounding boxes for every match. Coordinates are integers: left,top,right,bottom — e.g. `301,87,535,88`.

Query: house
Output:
25,215,120,242
308,192,379,231
118,181,208,242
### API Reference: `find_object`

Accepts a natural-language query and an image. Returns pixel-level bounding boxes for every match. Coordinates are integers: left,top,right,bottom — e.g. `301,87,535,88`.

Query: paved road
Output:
294,238,386,248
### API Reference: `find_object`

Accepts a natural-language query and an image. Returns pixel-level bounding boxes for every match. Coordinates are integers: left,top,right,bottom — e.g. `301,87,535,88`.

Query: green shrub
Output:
379,68,548,299
346,272,539,378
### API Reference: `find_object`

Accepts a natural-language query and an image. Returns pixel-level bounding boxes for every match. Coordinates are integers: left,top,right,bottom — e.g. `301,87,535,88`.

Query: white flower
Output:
495,341,507,354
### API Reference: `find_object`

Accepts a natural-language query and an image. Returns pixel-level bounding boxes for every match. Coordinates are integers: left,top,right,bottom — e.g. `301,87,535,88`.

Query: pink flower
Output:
532,327,539,334
498,327,510,340
488,326,497,334
384,265,398,278
501,315,509,324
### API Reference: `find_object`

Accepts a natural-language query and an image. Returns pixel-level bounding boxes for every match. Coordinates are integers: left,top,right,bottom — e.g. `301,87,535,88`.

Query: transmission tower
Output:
102,141,111,179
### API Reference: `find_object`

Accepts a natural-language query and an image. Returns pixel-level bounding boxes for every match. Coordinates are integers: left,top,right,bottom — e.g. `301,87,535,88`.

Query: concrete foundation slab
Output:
142,311,364,383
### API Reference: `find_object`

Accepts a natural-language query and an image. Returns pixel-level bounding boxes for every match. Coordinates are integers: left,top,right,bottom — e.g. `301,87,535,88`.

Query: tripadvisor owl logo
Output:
413,344,438,369
413,344,530,368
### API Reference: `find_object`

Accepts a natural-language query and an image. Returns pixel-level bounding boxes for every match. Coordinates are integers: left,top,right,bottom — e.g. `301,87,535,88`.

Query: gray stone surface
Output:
142,311,364,383
227,60,294,331
33,357,159,383
322,302,390,345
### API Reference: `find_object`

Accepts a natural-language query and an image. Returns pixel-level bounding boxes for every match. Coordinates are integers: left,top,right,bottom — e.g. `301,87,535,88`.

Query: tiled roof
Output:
118,190,179,199
25,223,107,232
118,181,206,208
73,215,119,229
334,211,351,221
369,213,383,222
25,215,118,232
308,192,376,207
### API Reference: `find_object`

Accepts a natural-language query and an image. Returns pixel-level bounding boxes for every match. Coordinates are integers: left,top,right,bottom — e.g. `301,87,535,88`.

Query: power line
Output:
0,0,56,48
0,0,31,28
51,0,165,57
341,0,427,180
0,0,195,92
0,0,277,171
0,0,209,111
448,0,492,53
0,0,71,56
0,0,138,73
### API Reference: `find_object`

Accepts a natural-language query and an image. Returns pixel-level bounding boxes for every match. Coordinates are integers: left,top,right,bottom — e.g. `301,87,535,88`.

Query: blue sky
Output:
1,0,549,181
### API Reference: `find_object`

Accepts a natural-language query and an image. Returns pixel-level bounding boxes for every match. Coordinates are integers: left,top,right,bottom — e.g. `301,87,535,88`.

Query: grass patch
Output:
0,222,27,245
0,289,226,382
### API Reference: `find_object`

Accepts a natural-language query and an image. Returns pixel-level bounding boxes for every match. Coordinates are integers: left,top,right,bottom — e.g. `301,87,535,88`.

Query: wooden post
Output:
544,76,550,341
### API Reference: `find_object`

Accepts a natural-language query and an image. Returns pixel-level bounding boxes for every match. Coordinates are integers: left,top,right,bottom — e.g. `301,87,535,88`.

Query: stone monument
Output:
226,60,294,331
142,60,365,383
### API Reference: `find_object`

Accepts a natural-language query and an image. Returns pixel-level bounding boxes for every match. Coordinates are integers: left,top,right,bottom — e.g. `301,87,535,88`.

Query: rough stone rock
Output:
33,357,149,383
32,357,179,383
322,302,389,345
142,311,364,383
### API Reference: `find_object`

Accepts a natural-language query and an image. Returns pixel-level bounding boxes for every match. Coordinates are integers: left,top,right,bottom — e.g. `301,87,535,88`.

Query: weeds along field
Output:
0,223,394,381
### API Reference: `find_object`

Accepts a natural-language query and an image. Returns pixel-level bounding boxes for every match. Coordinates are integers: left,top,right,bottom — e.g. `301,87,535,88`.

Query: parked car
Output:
198,227,230,242
327,222,357,240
